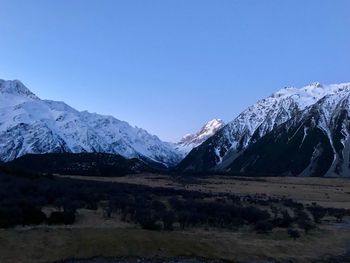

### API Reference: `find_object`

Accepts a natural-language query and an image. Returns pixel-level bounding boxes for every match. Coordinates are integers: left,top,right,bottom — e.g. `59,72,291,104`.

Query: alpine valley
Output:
0,79,222,170
2,79,350,177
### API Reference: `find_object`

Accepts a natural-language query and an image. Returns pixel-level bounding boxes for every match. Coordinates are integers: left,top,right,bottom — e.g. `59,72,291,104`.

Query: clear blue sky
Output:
1,0,349,142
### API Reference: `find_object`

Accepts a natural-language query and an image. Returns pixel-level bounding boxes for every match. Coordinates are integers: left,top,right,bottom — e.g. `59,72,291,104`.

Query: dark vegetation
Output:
5,153,165,176
0,165,348,240
5,153,278,178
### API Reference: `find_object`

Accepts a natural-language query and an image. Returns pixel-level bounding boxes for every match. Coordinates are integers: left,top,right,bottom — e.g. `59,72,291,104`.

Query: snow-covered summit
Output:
224,82,350,150
0,79,182,165
271,82,350,107
176,118,225,155
0,79,38,100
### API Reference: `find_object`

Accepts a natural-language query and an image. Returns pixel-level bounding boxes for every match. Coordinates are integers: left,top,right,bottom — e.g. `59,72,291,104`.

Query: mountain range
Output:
0,79,182,166
2,79,350,177
0,79,219,168
178,82,350,177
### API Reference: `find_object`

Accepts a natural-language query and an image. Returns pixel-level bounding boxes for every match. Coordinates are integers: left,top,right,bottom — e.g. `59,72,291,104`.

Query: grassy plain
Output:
1,224,349,263
63,174,350,209
1,174,350,263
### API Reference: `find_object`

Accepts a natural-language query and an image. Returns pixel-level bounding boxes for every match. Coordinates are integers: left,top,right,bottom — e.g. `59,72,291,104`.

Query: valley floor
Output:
1,174,350,263
60,174,350,209
1,222,350,263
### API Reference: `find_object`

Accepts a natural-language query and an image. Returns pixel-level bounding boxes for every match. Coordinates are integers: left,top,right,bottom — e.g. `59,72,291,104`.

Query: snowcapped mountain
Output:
4,78,350,177
176,119,225,156
0,79,181,166
177,82,350,177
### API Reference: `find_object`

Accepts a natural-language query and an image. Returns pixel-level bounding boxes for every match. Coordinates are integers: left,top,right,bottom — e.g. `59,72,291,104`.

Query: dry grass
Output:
61,174,350,209
0,226,349,263
2,174,349,263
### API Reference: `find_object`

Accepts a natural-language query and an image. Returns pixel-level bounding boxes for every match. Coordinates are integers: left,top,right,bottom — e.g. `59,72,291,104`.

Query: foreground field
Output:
1,173,350,263
1,224,350,263
63,174,350,209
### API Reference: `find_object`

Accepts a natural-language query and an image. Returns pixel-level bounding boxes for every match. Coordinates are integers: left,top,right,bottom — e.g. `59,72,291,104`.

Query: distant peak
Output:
271,82,350,100
0,79,38,99
302,82,324,91
177,118,225,152
311,82,322,88
197,118,225,137
203,118,225,128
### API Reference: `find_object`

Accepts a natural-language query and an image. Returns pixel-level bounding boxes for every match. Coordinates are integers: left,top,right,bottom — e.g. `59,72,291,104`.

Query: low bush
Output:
255,220,274,234
48,211,75,225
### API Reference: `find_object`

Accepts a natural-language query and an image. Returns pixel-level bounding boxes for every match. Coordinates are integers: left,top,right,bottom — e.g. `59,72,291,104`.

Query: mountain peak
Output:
0,79,38,99
177,118,225,155
181,118,225,142
201,119,225,132
310,82,322,88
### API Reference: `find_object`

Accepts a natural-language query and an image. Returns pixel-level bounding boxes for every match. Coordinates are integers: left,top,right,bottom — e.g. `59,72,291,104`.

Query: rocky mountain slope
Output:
177,82,350,177
0,79,181,166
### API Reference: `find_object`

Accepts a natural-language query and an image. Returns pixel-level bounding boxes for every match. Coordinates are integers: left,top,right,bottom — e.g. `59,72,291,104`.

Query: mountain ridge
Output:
0,79,182,166
3,78,350,177
177,82,350,177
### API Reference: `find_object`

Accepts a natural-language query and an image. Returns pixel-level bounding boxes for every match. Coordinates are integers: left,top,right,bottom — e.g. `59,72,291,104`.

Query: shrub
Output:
308,206,326,223
298,219,314,234
21,205,46,225
255,220,274,234
151,200,166,213
0,208,22,228
162,210,176,231
135,209,161,230
288,228,300,240
273,209,293,228
328,208,347,222
295,210,314,234
48,211,75,225
241,206,270,224
178,211,191,229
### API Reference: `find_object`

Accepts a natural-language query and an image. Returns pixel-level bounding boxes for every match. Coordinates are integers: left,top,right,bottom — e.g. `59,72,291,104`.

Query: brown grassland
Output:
1,174,350,263
63,174,350,209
